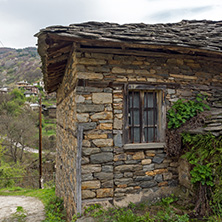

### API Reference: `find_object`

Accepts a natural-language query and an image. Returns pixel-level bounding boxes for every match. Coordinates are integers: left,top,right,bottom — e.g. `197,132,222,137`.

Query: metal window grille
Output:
128,91,158,143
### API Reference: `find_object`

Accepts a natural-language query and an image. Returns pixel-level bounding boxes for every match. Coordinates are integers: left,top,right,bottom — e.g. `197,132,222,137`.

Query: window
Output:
124,85,165,147
129,91,158,143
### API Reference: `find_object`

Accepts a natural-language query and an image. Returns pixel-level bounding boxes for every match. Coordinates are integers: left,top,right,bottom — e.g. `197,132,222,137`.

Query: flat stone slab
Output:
0,196,45,222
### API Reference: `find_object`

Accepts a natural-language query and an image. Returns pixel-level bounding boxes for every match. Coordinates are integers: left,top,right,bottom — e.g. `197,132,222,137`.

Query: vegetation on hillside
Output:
0,87,56,188
0,47,41,87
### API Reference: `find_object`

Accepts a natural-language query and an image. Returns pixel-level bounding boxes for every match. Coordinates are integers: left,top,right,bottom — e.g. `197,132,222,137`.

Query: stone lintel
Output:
124,143,165,150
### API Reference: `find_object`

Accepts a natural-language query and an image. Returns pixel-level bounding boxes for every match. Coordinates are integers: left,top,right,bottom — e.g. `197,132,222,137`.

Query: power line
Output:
0,40,4,47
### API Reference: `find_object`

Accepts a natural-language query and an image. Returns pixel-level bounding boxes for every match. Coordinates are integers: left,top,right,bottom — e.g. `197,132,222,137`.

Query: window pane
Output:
128,90,159,143
148,128,154,142
133,127,140,143
144,110,153,125
133,110,140,125
134,92,140,108
129,91,140,108
144,92,154,108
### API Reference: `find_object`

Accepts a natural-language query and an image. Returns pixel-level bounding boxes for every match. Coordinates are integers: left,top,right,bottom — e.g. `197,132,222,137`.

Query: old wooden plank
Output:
76,125,83,215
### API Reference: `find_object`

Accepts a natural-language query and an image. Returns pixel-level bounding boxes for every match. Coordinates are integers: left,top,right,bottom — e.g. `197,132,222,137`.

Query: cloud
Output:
1,0,222,48
148,6,213,22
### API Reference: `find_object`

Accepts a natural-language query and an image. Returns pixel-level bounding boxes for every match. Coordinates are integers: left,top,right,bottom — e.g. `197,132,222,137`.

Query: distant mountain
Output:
0,47,42,87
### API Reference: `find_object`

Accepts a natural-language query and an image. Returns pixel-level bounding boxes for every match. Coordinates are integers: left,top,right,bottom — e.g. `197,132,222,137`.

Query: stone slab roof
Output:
35,20,222,93
36,20,222,53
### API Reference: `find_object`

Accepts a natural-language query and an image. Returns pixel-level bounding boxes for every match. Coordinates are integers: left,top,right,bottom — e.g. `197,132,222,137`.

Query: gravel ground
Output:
0,196,45,222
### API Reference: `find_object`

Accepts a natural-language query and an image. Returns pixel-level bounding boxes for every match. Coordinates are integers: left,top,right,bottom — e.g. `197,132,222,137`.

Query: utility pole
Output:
39,94,43,189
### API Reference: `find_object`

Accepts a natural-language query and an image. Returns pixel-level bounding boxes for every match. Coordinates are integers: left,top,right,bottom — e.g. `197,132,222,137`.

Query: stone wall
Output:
56,49,78,219
56,47,222,218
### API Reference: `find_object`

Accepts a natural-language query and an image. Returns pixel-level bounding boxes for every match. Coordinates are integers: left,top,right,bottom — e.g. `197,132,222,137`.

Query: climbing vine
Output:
166,94,222,218
166,94,209,156
182,133,222,217
167,94,209,129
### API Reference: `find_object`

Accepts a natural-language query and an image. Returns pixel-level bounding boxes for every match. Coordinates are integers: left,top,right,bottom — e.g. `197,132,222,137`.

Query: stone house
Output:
36,20,222,220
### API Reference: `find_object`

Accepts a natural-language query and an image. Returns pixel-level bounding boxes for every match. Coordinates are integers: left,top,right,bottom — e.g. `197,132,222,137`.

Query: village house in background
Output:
36,20,222,220
16,80,39,96
0,87,8,94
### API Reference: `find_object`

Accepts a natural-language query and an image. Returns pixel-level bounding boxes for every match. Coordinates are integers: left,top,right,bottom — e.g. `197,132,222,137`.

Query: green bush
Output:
167,94,209,129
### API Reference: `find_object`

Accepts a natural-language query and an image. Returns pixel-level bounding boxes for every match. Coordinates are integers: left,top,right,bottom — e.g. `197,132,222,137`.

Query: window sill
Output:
123,142,165,150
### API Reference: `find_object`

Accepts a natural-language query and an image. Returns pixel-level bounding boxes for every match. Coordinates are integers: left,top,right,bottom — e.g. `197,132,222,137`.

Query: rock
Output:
154,174,163,182
82,173,93,181
112,67,126,73
167,89,175,95
124,172,133,177
135,176,152,182
76,95,85,103
145,171,155,176
82,140,91,147
114,173,123,179
77,113,89,122
82,148,100,156
143,164,155,171
113,118,122,130
102,165,113,173
114,154,127,161
102,180,114,188
204,125,222,131
82,164,101,174
92,139,113,147
140,181,157,188
141,159,152,165
91,111,113,121
97,123,113,130
77,72,103,80
78,58,106,65
133,152,145,160
163,172,173,180
114,133,123,147
92,93,112,104
96,188,113,198
94,172,113,180
78,122,97,130
82,157,90,164
82,190,96,199
158,181,168,187
152,156,164,164
90,152,113,163
154,169,168,174
82,180,101,190
115,178,133,185
86,134,107,139
115,164,142,172
77,104,104,113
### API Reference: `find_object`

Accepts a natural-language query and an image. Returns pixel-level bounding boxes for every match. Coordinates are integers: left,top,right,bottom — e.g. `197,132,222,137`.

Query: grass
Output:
78,195,191,222
1,188,221,222
42,122,56,137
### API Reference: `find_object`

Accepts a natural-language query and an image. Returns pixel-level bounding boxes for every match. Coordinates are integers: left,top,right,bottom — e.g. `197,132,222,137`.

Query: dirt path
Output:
0,196,45,222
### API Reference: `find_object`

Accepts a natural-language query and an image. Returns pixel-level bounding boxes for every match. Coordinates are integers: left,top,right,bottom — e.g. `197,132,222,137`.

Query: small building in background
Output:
0,87,8,94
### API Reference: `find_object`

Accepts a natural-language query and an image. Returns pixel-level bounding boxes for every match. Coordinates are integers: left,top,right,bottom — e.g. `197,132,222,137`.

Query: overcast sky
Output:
1,0,222,49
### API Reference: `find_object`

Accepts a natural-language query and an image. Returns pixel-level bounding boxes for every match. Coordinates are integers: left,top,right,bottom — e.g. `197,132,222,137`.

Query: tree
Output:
0,90,38,163
0,111,38,163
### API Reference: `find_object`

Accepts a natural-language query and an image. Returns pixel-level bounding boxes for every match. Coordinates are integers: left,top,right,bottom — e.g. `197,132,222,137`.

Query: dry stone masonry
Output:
36,20,222,220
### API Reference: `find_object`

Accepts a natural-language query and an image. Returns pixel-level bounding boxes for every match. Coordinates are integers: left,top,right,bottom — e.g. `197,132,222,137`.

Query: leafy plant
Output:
190,163,214,186
167,94,209,129
182,133,222,217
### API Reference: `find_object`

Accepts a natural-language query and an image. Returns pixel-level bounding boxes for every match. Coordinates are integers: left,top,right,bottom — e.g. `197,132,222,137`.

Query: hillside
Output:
0,47,42,87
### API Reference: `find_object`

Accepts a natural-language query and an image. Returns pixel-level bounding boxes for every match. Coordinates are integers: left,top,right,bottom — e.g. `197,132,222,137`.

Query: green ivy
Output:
182,133,222,216
167,94,209,129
